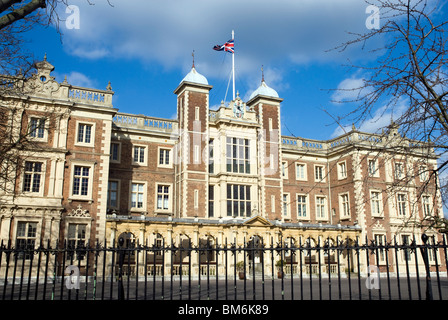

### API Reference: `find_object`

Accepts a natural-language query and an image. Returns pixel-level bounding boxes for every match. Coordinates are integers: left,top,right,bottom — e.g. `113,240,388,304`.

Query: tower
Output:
174,66,212,218
247,78,284,221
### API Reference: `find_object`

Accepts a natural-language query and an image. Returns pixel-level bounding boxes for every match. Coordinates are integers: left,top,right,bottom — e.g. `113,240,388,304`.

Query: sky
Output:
21,0,392,141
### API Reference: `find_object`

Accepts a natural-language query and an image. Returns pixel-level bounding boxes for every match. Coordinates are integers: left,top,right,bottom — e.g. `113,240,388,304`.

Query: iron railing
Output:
0,234,447,300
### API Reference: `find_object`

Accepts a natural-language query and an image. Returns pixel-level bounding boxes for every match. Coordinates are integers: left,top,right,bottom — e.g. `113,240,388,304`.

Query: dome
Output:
249,80,279,100
180,67,208,86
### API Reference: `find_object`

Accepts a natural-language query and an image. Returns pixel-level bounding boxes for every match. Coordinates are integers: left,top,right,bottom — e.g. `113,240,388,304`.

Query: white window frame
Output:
132,144,148,166
281,161,288,179
226,137,250,174
155,183,172,214
374,233,387,264
28,117,48,142
130,181,147,212
394,162,404,180
75,121,95,147
296,194,308,220
295,163,307,181
339,192,350,219
396,193,408,216
15,220,40,259
422,195,432,217
282,193,290,218
419,165,428,182
67,223,87,249
226,184,251,217
158,147,172,168
314,165,325,182
368,159,380,177
315,195,327,220
337,161,347,180
401,234,413,262
370,190,383,217
69,161,94,201
21,160,45,196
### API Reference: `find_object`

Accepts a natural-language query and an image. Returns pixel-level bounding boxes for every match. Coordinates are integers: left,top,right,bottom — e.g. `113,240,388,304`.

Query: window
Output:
368,159,379,177
315,165,324,181
374,234,386,263
370,191,382,216
77,123,93,144
23,161,43,193
208,185,214,217
422,195,432,216
338,162,347,179
340,193,350,218
16,222,37,259
159,148,171,166
156,185,170,211
194,189,199,209
133,146,146,164
194,145,200,164
402,235,412,261
67,224,86,249
108,181,119,209
29,118,45,139
297,195,307,218
110,142,120,162
72,166,90,196
281,161,288,179
419,165,428,182
395,163,404,180
316,196,326,219
296,163,306,180
195,106,200,121
226,137,250,174
226,184,251,217
209,139,214,174
282,193,290,217
397,193,407,216
131,183,145,210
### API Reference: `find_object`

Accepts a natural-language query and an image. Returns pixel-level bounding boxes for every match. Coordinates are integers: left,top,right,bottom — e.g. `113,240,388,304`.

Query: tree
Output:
0,1,110,196
329,0,448,232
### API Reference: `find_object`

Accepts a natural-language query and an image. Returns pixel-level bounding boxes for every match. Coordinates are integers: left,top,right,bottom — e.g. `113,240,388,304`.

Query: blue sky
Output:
21,0,390,141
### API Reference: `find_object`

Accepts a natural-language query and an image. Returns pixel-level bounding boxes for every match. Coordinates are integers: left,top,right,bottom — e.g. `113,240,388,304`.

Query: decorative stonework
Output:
68,205,91,218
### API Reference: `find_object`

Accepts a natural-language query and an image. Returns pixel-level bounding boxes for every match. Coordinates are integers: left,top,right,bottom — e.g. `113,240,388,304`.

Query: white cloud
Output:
65,71,96,88
331,76,369,103
58,0,376,79
331,96,408,137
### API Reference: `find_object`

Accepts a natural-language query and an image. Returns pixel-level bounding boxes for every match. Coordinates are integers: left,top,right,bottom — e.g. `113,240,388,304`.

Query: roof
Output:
180,67,208,86
249,80,279,100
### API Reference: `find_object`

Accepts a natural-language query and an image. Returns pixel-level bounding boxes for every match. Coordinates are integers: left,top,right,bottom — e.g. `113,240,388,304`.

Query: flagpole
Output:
232,29,235,101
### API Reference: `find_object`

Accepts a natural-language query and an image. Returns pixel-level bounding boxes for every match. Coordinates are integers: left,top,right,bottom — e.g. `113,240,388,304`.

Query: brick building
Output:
0,57,444,276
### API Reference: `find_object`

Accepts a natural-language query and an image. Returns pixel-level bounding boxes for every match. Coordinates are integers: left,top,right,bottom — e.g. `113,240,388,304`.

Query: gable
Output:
242,215,273,227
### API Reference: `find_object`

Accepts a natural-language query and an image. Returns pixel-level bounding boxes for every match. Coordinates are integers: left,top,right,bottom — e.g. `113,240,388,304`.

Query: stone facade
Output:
0,58,444,276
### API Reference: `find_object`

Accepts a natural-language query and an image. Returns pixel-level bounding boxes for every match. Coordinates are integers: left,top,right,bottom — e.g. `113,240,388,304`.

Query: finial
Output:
106,81,112,91
192,50,195,68
44,53,47,61
261,65,264,83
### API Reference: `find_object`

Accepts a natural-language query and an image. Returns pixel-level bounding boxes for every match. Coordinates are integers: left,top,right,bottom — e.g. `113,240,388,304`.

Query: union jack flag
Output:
213,39,234,54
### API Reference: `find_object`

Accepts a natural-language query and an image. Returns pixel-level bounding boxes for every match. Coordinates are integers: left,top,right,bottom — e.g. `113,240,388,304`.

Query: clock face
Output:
233,100,244,118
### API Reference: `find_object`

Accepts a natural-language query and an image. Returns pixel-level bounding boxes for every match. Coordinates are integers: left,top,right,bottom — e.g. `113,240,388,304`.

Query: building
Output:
0,57,444,276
